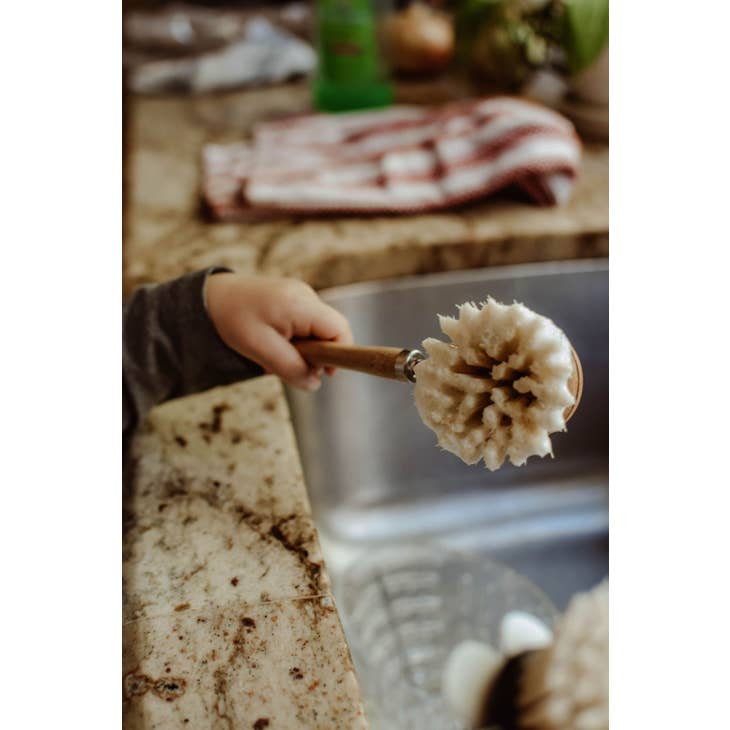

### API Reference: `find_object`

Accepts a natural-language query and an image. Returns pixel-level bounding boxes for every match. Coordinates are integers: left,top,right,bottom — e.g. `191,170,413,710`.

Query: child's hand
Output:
205,273,353,391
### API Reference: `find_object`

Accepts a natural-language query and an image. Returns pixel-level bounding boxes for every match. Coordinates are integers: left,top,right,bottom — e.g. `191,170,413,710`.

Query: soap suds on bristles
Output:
413,298,575,471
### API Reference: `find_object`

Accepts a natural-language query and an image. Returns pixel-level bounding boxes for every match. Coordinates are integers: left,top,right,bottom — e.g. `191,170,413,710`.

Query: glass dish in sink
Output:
336,542,559,730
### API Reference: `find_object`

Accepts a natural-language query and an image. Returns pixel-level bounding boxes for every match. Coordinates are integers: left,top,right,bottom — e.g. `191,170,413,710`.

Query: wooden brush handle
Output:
295,340,410,381
564,347,584,423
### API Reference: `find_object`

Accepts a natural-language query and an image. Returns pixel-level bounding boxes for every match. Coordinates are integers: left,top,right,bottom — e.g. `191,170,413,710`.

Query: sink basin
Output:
288,260,608,610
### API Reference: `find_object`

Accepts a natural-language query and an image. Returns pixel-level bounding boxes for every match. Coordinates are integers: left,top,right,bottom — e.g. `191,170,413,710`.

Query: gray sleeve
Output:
123,267,263,440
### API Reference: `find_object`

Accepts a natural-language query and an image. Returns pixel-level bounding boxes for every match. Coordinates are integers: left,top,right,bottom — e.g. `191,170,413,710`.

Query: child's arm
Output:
123,268,352,439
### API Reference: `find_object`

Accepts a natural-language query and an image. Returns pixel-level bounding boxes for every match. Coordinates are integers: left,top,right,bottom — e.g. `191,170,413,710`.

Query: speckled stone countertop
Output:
123,81,608,296
123,376,367,729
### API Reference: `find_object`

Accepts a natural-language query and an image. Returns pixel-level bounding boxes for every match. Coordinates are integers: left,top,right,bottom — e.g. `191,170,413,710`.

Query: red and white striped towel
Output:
202,96,581,221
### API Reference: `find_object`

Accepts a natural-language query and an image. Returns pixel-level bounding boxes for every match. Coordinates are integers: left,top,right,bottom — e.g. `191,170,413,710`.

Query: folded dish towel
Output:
202,96,581,221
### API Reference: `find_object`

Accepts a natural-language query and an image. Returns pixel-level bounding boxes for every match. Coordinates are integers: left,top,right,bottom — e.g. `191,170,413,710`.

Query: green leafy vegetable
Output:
562,0,608,72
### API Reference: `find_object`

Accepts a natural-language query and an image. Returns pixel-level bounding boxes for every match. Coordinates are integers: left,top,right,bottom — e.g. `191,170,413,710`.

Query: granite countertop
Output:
123,81,608,295
123,377,367,729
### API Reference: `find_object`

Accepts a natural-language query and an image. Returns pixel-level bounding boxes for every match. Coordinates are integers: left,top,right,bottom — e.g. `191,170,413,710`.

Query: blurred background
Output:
122,0,608,291
122,0,607,128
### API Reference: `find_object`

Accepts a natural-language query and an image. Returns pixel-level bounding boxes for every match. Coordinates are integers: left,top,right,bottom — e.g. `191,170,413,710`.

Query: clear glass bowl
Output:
337,543,559,730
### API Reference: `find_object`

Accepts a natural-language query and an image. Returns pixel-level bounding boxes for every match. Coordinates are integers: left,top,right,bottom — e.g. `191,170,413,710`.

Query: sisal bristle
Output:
414,298,574,471
516,582,609,730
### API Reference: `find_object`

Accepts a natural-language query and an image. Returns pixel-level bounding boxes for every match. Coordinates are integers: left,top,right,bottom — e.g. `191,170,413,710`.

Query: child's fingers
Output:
297,299,353,377
245,325,321,391
305,300,354,345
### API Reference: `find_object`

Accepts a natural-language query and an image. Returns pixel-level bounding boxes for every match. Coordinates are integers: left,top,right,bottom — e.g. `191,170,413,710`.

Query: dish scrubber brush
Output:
413,298,580,471
443,581,608,730
295,297,582,472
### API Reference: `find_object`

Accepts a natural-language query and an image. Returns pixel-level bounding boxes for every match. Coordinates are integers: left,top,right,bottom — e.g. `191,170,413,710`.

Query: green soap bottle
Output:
313,0,393,112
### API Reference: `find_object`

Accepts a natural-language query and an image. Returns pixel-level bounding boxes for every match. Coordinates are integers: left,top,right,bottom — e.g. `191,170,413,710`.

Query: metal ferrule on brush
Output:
394,348,425,382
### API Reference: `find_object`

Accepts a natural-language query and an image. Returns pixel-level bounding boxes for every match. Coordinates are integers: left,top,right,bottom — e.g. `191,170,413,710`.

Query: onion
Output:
385,3,454,74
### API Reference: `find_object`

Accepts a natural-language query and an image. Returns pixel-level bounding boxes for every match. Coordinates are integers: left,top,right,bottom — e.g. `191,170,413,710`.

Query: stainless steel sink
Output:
288,260,608,610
